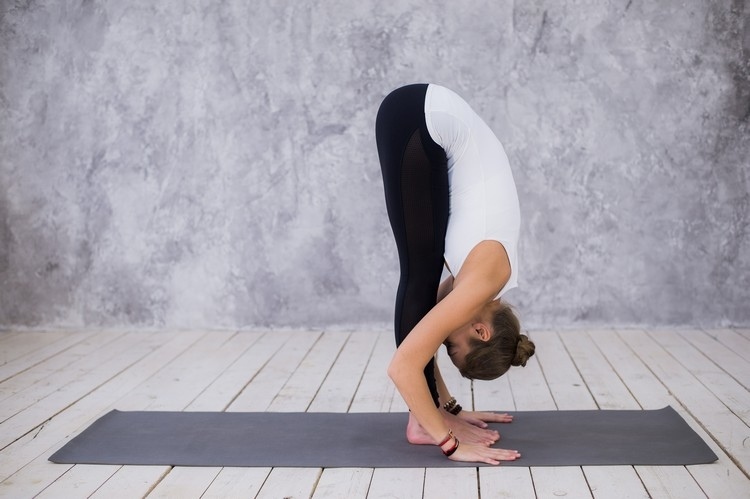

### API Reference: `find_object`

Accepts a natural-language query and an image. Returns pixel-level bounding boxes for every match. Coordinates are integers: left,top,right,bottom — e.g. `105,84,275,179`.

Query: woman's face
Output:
444,315,494,369
443,324,476,369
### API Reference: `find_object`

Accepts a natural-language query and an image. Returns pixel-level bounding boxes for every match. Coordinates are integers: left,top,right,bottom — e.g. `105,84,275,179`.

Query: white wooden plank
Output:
713,328,750,362
472,368,515,412
0,331,99,396
0,331,188,495
0,331,127,419
308,331,379,412
0,327,746,499
35,464,119,499
504,337,555,410
502,335,560,485
679,329,750,390
0,460,74,497
560,331,654,497
80,330,204,416
201,467,272,498
89,466,170,499
651,329,750,426
506,333,590,498
229,331,321,411
185,331,284,411
96,329,232,412
478,467,536,498
559,330,641,409
531,332,607,498
633,466,707,499
0,331,153,449
366,468,424,499
0,331,98,384
535,330,597,410
0,331,82,370
255,467,320,499
685,462,750,498
563,330,661,496
0,330,22,345
531,467,593,499
88,331,257,494
147,466,221,498
592,329,750,498
349,331,398,413
78,332,216,497
310,468,372,499
587,329,672,409
620,329,750,472
179,332,268,411
584,466,649,499
267,331,349,412
0,331,202,489
0,331,66,366
424,467,478,499
138,330,243,411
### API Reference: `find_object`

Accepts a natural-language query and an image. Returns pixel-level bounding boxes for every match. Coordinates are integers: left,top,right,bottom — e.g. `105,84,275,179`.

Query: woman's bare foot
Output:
405,411,500,446
406,412,437,444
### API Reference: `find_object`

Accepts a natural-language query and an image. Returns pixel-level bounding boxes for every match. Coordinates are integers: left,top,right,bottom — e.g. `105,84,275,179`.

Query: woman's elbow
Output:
387,357,400,382
387,354,407,384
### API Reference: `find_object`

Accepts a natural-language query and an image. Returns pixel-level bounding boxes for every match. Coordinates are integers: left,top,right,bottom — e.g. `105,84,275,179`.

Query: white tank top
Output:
424,84,520,297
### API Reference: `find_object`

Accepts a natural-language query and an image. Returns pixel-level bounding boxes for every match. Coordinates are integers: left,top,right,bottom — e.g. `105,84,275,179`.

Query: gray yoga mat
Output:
49,406,717,467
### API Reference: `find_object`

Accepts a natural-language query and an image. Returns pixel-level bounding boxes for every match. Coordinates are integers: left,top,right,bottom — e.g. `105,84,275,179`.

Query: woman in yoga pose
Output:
376,83,535,464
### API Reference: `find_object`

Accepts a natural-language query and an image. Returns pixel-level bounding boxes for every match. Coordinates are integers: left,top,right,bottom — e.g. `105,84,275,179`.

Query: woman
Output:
376,83,535,464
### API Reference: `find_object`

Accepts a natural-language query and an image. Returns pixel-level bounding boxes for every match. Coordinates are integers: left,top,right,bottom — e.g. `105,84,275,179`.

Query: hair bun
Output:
512,334,536,367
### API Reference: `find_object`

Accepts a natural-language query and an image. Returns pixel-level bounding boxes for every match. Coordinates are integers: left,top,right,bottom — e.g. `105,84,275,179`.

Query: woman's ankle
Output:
405,412,437,445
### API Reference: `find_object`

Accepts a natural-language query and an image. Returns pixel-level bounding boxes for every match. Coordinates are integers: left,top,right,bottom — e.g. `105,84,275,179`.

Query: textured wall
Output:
1,0,748,330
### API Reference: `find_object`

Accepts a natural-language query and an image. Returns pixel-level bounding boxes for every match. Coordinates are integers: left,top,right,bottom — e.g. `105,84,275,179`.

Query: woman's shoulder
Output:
453,241,512,299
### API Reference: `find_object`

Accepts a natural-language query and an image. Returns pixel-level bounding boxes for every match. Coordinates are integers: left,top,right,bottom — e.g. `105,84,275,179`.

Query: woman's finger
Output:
472,411,513,423
449,443,521,464
461,415,488,428
444,412,499,445
453,425,498,445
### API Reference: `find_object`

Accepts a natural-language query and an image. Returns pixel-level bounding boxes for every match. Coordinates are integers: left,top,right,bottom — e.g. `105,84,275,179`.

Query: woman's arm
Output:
388,243,519,463
388,287,481,442
436,274,454,304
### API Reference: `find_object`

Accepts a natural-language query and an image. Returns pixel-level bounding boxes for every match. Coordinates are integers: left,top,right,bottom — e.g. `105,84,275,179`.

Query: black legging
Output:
375,84,449,406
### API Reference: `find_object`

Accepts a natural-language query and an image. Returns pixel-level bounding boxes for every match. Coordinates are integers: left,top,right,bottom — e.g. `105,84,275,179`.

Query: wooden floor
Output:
0,328,748,498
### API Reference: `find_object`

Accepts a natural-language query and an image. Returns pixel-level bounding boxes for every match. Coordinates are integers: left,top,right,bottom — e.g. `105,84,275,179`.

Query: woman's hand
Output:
443,411,499,446
448,441,521,465
458,410,513,428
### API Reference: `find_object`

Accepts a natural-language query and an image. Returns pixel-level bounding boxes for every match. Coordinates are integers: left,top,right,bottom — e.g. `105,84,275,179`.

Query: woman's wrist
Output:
438,429,460,456
442,397,463,415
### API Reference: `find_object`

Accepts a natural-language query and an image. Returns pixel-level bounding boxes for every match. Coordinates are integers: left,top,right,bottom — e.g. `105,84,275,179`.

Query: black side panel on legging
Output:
376,84,449,405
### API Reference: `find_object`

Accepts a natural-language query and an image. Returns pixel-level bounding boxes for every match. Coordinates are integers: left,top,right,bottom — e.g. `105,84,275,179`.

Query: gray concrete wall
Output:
1,0,748,330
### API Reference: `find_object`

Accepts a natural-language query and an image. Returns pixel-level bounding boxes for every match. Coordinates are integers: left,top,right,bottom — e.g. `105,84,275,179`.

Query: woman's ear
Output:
472,322,492,342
